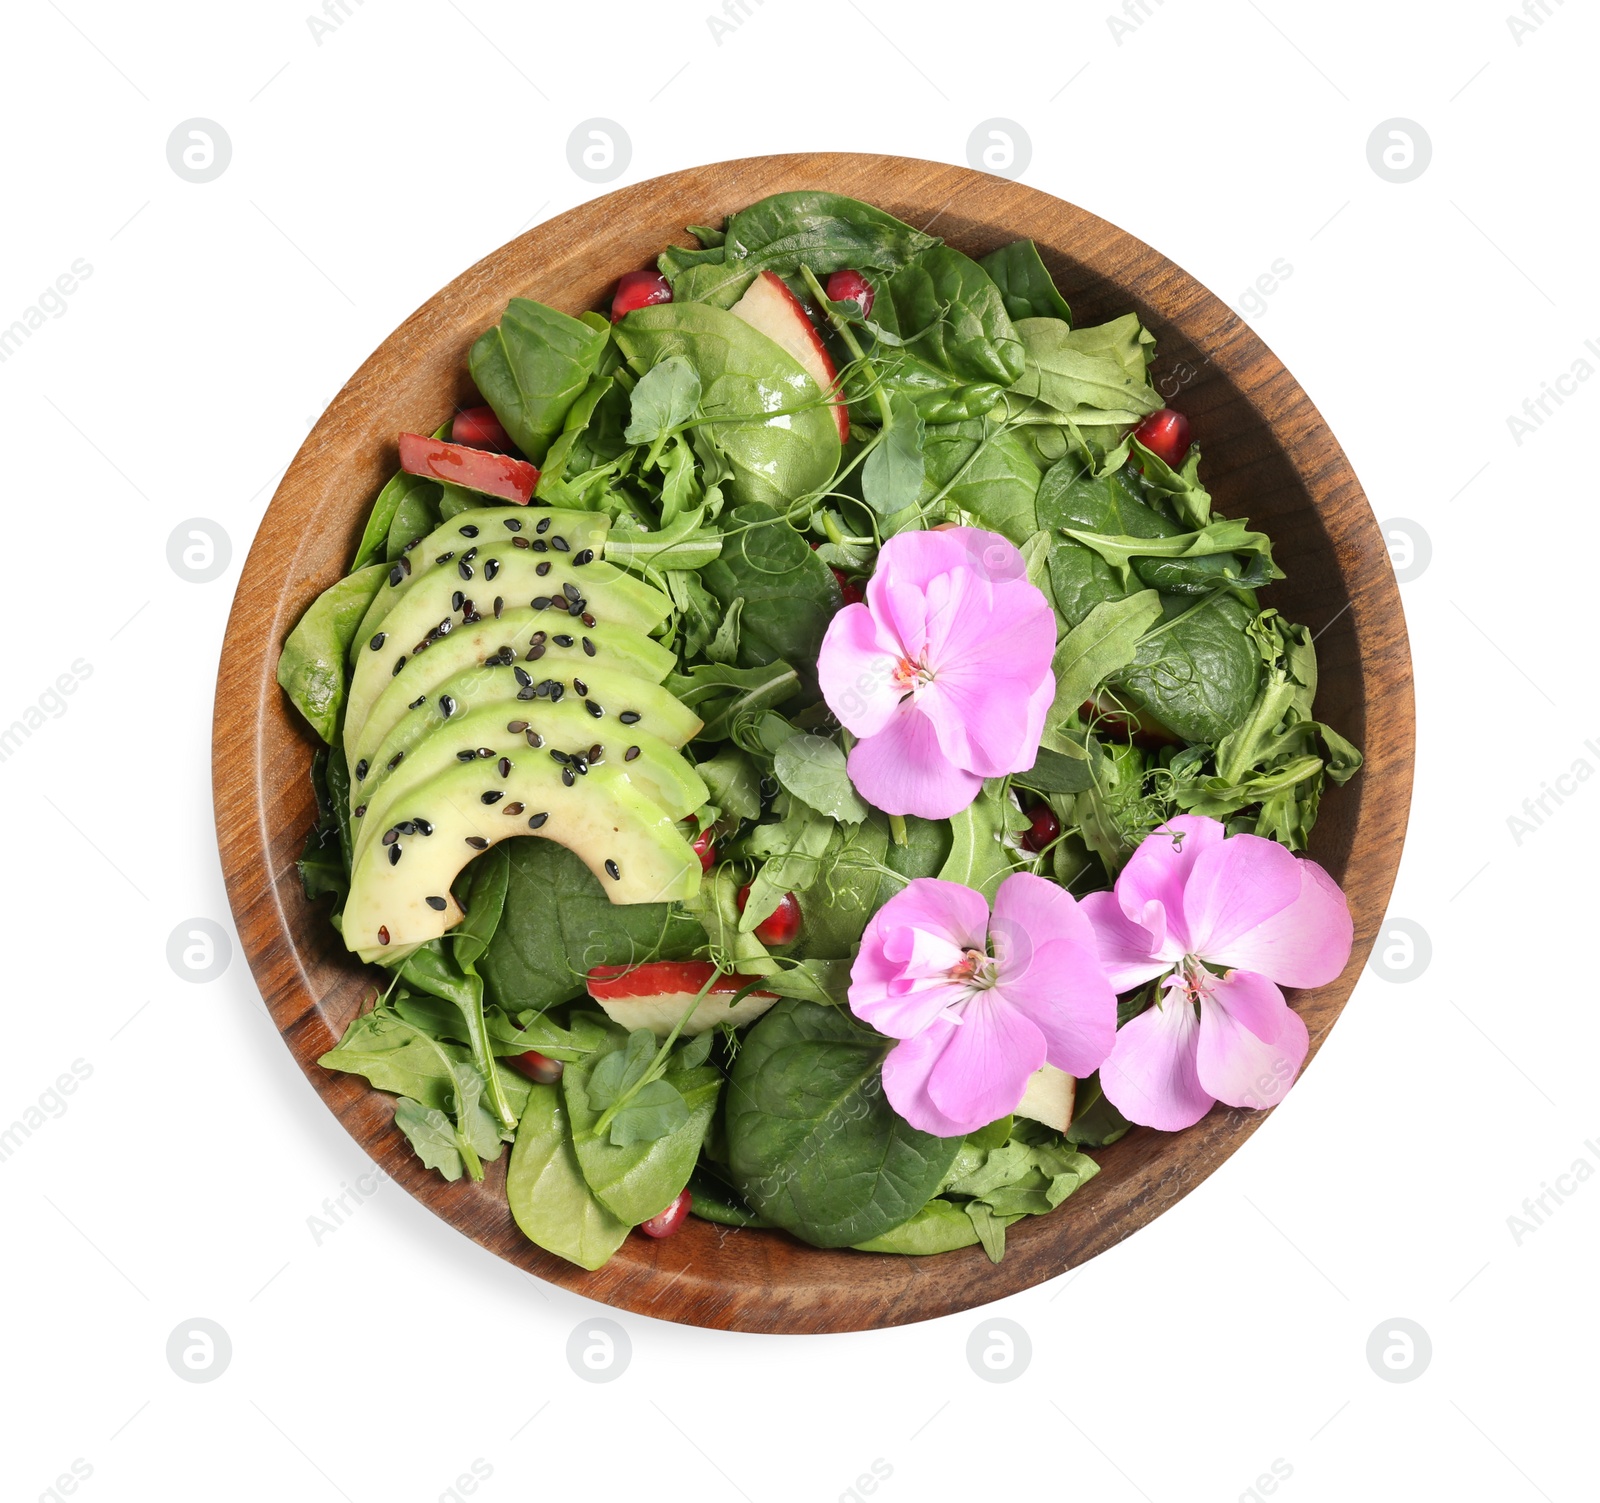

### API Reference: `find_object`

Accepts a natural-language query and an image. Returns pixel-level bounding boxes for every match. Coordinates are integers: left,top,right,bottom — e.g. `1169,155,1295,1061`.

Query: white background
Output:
1,1,1592,1500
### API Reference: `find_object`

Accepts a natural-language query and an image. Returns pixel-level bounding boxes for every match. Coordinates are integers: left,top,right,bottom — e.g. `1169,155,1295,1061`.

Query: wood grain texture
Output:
212,153,1414,1334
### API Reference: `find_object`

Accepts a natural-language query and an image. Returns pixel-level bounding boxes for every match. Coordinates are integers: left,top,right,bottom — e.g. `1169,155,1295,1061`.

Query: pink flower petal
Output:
924,990,1047,1133
880,1021,974,1138
850,879,991,1038
876,578,929,662
1115,816,1226,953
1100,991,1213,1131
817,603,902,738
1181,832,1303,963
1195,970,1309,1111
864,527,985,602
1202,858,1353,989
1078,890,1174,993
846,703,983,818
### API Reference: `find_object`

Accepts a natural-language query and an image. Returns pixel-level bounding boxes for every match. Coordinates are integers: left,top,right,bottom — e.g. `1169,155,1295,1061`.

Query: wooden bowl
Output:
213,153,1413,1333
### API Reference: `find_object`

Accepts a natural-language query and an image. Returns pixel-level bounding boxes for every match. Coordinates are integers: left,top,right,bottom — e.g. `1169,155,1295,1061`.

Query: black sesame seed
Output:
584,699,603,718
589,743,604,762
554,634,575,648
512,535,531,549
552,536,570,553
532,538,549,553
581,612,597,628
462,604,481,624
459,524,480,537
457,749,477,762
370,632,387,651
536,561,551,576
535,679,555,699
568,600,585,618
436,552,455,564
440,694,456,718
388,565,405,587
526,729,544,748
395,821,416,835
507,719,529,733
485,558,500,581
465,835,488,850
354,759,369,780
414,818,433,835
378,925,390,945
582,637,596,656
452,590,464,611
389,844,402,866
625,745,640,761
572,753,589,774
619,710,641,725
458,560,474,581
503,801,525,816
531,631,547,646
404,537,421,553
477,747,494,759
550,749,571,764
563,582,581,603
532,595,552,610
527,812,548,829
525,644,546,661
409,695,427,710
549,683,565,703
438,618,454,636
516,684,537,701
605,859,621,880
573,676,588,694
505,517,523,532
562,767,575,787
497,756,512,777
463,547,478,563
425,895,448,911
382,828,398,846
574,548,594,566
386,751,405,771
536,517,551,534
481,790,504,805
513,666,532,689
494,596,504,619
354,804,367,818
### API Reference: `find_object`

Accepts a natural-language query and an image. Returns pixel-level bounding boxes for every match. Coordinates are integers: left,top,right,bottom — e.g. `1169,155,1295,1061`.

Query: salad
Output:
277,191,1362,1270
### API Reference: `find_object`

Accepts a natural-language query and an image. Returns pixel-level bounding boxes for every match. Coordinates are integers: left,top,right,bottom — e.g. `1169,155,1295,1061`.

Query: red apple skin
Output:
825,268,875,318
731,270,850,443
639,1188,692,1239
507,1050,564,1084
452,406,513,452
612,269,672,321
1133,409,1192,468
397,432,539,504
587,960,774,1001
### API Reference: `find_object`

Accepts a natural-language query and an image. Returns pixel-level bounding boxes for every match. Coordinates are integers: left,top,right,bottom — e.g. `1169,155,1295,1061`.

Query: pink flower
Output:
850,873,1117,1137
1080,816,1353,1132
818,527,1056,819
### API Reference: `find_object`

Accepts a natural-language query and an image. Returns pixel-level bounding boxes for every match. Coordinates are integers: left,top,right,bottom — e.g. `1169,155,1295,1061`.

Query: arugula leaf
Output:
853,1197,990,1255
1044,590,1164,743
772,735,869,823
861,391,926,515
667,661,802,742
276,563,387,743
506,1081,630,1270
393,1098,470,1181
938,779,1025,901
979,239,1073,324
704,595,743,665
606,506,723,573
1008,314,1160,458
623,354,701,444
740,800,837,930
727,1000,963,1247
694,745,763,821
468,297,610,462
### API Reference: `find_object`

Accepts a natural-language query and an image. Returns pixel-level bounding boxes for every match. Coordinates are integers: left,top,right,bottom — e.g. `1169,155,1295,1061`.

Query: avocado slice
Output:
353,506,613,651
354,706,707,865
344,557,673,754
343,758,702,959
346,610,679,778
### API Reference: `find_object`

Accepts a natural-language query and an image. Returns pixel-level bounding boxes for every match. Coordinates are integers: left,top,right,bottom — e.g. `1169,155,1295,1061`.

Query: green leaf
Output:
772,735,869,823
727,1000,963,1247
861,392,926,515
468,297,610,462
586,1028,657,1110
740,800,837,929
1059,516,1278,595
883,244,1026,389
704,594,743,665
919,419,1041,543
1047,590,1164,728
979,239,1073,324
937,780,1024,901
623,354,701,444
853,1197,987,1255
392,1098,467,1181
351,471,440,571
453,845,509,970
667,660,803,742
694,746,763,821
1008,314,1160,438
276,564,388,743
506,1081,630,1270
606,505,723,574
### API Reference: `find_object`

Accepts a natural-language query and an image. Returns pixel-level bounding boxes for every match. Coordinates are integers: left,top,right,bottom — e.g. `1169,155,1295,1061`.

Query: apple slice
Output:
1015,1064,1076,1133
586,960,779,1038
729,270,849,442
398,432,540,505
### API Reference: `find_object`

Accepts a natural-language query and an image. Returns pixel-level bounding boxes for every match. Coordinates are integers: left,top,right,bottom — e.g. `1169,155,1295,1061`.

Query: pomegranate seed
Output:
736,884,803,946
830,566,863,607
451,405,512,452
690,826,716,872
639,1187,692,1239
825,268,874,318
1021,805,1061,853
612,269,672,321
508,1050,563,1085
1132,408,1191,468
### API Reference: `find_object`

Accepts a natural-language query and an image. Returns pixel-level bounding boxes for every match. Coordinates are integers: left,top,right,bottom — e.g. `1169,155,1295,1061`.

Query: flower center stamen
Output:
892,654,935,696
948,947,999,991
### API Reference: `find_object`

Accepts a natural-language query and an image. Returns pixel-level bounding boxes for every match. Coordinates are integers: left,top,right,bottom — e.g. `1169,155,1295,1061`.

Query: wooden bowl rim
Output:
212,152,1414,1334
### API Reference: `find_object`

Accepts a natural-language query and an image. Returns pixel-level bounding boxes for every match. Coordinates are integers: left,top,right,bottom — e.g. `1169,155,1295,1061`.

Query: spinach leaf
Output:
671,191,938,307
699,502,842,671
385,478,443,559
1117,593,1264,744
297,750,348,905
468,298,610,462
623,354,700,444
727,1000,963,1247
351,471,439,571
853,1197,987,1255
938,779,1026,901
479,841,706,1011
506,1080,630,1270
276,563,387,744
1013,742,1101,795
979,240,1073,324
919,419,1041,542
668,661,803,742
1065,1074,1132,1147
613,304,841,509
1045,590,1164,736
884,244,1025,389
566,1048,722,1222
772,734,869,823
861,391,926,515
584,1029,687,1145
695,745,763,821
